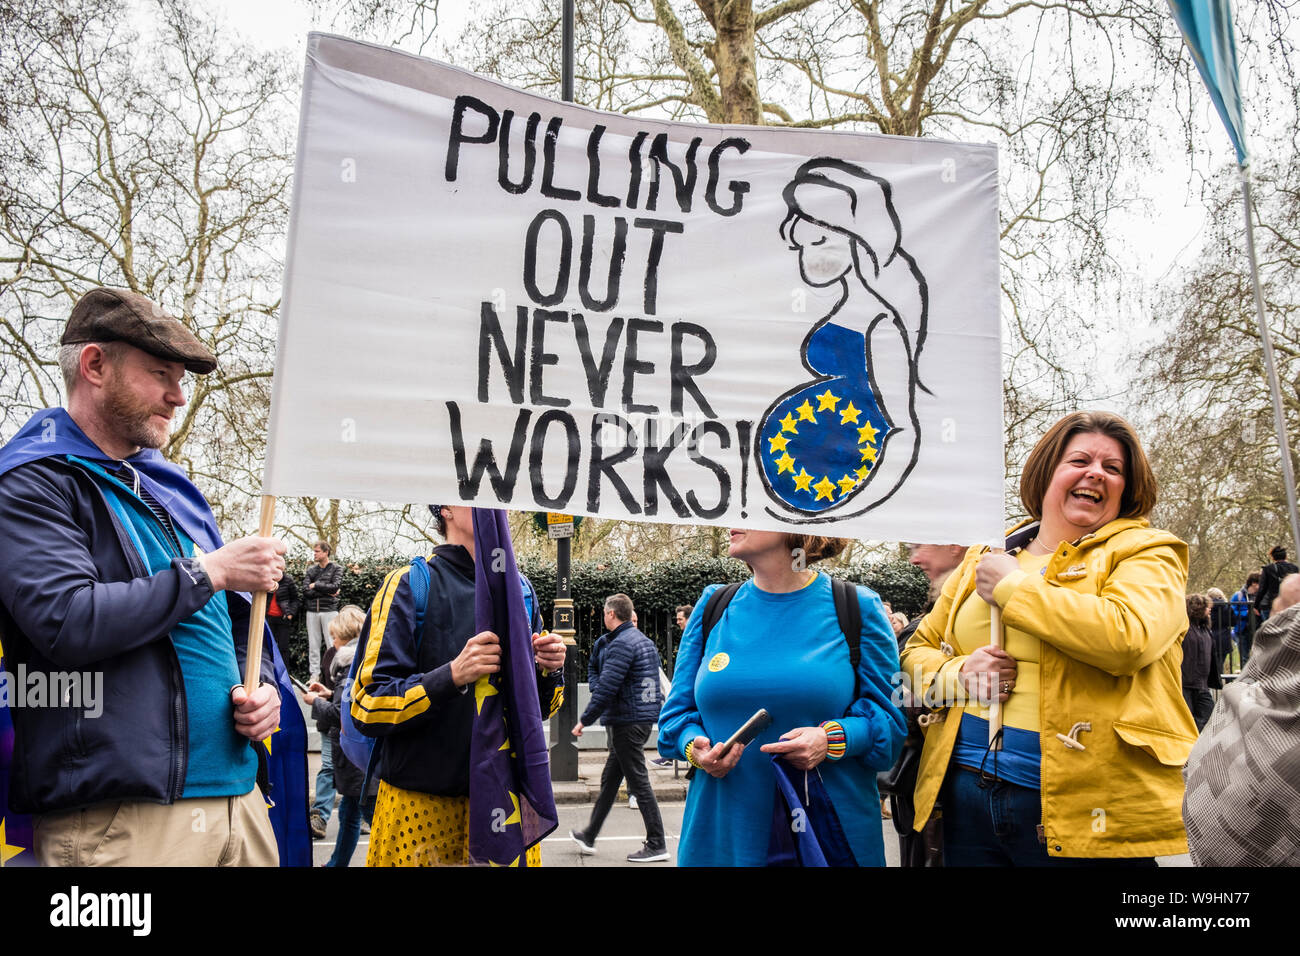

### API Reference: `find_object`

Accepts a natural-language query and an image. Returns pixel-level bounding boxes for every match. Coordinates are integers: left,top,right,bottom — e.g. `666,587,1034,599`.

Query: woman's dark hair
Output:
1186,593,1209,622
1019,411,1158,521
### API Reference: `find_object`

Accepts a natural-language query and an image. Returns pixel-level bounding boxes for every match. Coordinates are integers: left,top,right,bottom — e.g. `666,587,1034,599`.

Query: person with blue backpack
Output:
658,529,906,866
346,504,565,866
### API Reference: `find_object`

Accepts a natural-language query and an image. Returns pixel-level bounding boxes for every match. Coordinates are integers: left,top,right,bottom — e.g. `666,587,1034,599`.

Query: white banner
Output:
267,34,1004,545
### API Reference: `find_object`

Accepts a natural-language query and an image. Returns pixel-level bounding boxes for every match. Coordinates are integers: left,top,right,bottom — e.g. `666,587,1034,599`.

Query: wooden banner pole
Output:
243,493,278,692
988,544,1005,750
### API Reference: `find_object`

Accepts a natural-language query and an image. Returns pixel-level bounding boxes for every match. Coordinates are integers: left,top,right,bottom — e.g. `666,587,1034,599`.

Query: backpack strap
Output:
518,572,538,628
829,577,861,700
408,555,432,648
701,582,744,646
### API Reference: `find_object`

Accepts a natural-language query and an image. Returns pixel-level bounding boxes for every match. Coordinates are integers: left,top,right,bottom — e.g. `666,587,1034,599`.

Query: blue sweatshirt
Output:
658,573,905,866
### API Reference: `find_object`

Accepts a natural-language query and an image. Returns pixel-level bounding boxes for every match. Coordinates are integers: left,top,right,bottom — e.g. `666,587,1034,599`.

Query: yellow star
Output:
263,726,280,755
504,790,522,826
858,422,879,444
840,402,861,425
474,675,499,714
0,819,26,867
837,474,858,496
768,433,790,454
860,445,878,464
780,412,799,434
490,856,522,868
775,452,795,474
816,389,840,412
856,466,869,480
814,476,836,501
792,468,813,492
796,400,817,423
499,736,511,752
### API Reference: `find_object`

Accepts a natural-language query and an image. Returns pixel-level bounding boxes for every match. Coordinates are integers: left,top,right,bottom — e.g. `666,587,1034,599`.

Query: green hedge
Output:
276,555,927,681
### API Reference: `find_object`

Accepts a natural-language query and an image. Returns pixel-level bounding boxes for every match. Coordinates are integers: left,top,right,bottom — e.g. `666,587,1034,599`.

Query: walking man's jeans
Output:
583,723,665,850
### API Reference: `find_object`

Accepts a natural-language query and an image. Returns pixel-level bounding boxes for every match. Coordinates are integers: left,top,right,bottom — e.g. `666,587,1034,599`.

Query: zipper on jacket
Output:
79,465,190,802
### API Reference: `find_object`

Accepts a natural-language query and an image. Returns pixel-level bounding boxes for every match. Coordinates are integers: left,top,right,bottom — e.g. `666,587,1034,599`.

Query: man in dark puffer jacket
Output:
570,593,667,862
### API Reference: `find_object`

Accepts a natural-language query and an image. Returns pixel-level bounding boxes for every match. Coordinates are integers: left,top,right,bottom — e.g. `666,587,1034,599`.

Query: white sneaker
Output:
628,795,638,809
569,829,596,855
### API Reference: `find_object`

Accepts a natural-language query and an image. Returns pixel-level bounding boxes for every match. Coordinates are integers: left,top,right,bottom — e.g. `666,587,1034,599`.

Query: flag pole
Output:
243,493,278,692
988,545,1004,749
1239,165,1300,560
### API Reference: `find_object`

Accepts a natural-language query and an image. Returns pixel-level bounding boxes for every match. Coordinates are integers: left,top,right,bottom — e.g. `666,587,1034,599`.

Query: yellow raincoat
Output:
901,518,1195,858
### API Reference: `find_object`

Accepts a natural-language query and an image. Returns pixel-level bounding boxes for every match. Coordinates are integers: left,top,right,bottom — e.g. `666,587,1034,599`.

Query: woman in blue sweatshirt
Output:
658,530,905,866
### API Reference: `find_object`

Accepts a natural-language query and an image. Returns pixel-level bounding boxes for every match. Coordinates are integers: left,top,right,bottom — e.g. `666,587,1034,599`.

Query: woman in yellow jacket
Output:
901,411,1195,864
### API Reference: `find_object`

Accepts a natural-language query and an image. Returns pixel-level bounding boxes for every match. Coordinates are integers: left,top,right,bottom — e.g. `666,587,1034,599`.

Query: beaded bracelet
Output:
685,739,704,770
820,720,847,761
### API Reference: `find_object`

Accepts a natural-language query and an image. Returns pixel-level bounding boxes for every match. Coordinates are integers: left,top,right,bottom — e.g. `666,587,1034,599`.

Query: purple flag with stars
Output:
468,508,557,866
0,650,35,868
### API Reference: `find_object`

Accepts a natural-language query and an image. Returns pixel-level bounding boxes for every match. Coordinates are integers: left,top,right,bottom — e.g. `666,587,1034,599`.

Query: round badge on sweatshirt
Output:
708,652,730,672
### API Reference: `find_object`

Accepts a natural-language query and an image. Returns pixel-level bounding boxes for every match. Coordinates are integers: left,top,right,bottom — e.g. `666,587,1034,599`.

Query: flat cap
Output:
62,287,217,374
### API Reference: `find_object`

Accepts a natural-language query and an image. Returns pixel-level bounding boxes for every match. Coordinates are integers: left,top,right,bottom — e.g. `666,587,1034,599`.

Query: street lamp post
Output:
547,512,579,780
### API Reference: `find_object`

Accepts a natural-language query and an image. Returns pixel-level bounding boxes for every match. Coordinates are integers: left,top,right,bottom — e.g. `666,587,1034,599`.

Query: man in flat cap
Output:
0,287,291,866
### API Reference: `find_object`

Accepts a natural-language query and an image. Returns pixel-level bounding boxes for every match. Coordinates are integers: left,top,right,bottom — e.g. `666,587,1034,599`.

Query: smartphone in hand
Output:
716,708,772,758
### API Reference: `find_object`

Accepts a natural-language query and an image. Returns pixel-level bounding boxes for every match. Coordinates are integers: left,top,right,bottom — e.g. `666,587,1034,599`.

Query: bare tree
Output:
1140,155,1300,590
0,0,362,550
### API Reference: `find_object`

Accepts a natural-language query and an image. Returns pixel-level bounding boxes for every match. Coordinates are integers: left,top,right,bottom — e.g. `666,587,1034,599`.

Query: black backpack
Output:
699,577,862,697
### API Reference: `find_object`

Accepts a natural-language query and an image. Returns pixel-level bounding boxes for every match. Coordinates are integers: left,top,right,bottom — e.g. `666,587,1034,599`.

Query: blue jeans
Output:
313,735,336,823
941,767,1157,867
327,795,362,867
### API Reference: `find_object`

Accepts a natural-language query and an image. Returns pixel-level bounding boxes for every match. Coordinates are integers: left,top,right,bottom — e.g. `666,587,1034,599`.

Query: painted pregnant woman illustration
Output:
759,158,928,520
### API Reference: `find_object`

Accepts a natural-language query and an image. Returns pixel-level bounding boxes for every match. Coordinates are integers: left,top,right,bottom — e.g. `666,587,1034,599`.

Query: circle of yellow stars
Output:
768,387,879,503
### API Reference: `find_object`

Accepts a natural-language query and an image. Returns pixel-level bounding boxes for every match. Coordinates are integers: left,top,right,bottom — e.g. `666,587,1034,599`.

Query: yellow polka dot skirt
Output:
366,780,542,867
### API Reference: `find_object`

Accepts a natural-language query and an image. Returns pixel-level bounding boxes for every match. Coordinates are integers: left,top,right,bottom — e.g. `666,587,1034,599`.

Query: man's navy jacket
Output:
581,620,662,726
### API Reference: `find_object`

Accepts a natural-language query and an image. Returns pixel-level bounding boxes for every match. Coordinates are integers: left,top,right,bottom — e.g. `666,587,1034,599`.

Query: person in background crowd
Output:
1273,573,1300,615
659,530,905,866
1181,594,1219,732
267,568,299,666
0,287,285,866
1231,572,1261,667
302,605,368,866
903,411,1194,865
675,605,694,632
1255,545,1297,622
909,544,968,613
1206,587,1233,676
570,593,668,863
307,602,365,839
303,540,342,683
